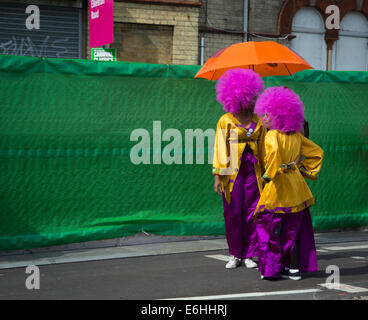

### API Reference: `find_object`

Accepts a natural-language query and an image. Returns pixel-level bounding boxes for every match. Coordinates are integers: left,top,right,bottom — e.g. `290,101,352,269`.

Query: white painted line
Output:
160,289,322,300
318,283,368,293
321,244,368,251
317,249,329,253
205,254,230,262
351,256,366,260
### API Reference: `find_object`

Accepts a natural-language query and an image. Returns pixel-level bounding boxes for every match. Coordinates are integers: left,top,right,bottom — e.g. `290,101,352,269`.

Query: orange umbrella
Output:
195,41,313,80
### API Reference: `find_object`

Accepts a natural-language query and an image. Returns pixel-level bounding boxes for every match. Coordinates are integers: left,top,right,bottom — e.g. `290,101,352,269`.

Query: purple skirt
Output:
222,152,260,259
256,207,318,277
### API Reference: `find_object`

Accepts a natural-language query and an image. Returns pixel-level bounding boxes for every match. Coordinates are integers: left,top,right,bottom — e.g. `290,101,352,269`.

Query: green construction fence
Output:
0,54,367,251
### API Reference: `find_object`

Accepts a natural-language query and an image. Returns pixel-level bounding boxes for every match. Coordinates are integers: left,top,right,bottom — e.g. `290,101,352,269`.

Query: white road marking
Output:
318,283,368,293
351,256,366,260
160,289,322,300
317,249,329,253
205,244,368,258
205,254,230,262
321,244,368,251
164,282,368,300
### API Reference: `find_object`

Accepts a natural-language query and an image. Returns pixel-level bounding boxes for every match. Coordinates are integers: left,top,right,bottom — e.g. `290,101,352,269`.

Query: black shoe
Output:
280,269,290,279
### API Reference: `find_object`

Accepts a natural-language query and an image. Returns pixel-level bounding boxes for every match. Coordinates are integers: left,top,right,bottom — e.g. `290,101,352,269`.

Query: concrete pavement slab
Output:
0,229,367,270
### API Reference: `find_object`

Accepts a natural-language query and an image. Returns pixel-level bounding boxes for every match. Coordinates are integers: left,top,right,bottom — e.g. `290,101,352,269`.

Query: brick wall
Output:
86,0,291,64
198,0,244,63
198,32,243,63
248,0,284,34
87,1,200,65
205,0,244,30
111,22,174,64
247,0,290,45
198,0,290,64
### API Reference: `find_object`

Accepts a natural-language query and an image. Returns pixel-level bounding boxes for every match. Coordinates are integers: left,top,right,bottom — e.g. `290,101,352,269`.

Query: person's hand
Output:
214,175,222,195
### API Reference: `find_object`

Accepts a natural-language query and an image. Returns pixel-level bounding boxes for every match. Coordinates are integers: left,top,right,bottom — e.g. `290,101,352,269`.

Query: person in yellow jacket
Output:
212,68,266,269
253,86,323,280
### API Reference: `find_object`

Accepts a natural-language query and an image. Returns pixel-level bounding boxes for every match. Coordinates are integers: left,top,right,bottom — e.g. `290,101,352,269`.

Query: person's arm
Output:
212,117,228,194
212,118,227,175
294,121,309,166
257,124,267,174
214,174,222,195
261,130,282,183
298,134,324,180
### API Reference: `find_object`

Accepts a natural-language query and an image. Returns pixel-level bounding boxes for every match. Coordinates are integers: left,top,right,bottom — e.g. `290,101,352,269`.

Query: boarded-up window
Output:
111,23,173,64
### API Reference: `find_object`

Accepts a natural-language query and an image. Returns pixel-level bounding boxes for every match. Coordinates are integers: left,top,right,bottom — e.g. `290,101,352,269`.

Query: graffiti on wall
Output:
0,36,70,58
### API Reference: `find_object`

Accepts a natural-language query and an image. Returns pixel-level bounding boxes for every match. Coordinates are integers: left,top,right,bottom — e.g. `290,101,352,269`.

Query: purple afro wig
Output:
254,86,305,132
216,68,264,114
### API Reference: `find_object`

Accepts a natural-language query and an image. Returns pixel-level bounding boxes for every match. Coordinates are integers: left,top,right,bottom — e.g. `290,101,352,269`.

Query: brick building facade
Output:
106,0,368,71
200,0,368,71
199,0,289,63
97,0,201,65
1,0,368,70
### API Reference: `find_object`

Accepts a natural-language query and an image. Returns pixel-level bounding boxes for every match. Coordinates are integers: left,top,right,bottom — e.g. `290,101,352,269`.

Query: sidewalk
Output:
1,228,368,270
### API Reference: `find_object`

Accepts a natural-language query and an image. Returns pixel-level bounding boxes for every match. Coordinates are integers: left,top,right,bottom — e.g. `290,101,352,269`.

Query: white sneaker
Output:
288,269,302,281
244,258,258,269
225,256,242,269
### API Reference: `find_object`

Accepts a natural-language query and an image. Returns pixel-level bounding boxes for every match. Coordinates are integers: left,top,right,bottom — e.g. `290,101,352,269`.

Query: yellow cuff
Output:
299,165,319,180
212,167,220,175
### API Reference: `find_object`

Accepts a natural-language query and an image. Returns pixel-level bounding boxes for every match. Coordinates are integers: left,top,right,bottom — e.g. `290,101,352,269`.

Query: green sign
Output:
91,48,117,61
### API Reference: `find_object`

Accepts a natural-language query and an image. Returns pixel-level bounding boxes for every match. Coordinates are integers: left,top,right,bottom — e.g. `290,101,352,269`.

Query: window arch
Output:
278,0,368,70
332,11,368,71
290,7,327,70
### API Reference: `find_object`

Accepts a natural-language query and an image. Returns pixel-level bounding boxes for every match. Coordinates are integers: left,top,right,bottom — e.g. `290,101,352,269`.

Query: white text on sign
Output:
90,0,105,20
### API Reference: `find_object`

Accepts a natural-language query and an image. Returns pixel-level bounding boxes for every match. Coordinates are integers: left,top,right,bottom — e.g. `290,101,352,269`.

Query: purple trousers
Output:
256,208,318,277
222,152,260,259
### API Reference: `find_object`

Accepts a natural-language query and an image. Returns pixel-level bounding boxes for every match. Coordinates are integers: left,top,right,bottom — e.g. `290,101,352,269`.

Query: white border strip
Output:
204,254,230,262
321,244,368,251
318,283,368,293
160,289,322,300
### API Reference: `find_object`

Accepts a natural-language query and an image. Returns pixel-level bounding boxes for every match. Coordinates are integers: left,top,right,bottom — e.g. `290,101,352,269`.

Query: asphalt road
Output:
1,240,368,302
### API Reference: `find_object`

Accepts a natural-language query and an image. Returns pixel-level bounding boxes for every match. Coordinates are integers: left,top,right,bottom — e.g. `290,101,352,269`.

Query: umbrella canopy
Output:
195,41,313,80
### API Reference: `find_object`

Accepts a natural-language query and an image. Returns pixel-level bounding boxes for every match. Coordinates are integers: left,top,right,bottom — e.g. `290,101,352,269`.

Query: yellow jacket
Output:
212,113,267,204
254,130,324,219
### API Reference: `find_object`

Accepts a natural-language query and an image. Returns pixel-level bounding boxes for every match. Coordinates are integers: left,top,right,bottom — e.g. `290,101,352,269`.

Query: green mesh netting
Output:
0,55,367,251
